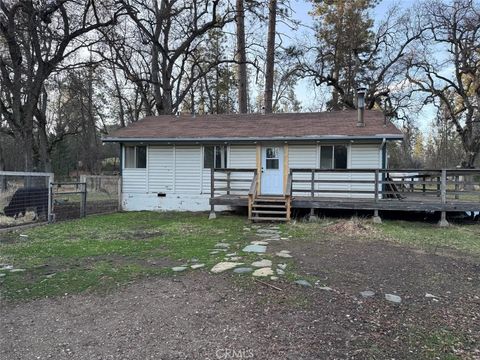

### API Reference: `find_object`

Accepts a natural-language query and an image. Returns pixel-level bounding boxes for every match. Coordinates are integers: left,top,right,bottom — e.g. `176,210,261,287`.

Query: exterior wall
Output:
121,141,384,210
288,143,382,198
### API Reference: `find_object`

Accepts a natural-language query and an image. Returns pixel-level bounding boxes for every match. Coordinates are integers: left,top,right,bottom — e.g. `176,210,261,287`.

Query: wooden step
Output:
252,204,286,208
251,216,288,222
254,198,287,203
252,210,287,214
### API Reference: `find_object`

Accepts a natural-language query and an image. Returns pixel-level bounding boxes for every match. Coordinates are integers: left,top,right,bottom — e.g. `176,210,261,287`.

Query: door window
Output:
265,147,280,169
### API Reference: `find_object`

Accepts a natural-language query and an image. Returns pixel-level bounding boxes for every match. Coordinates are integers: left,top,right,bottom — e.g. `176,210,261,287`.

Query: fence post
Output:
117,176,122,211
80,182,87,218
438,169,449,227
209,167,216,219
48,173,55,223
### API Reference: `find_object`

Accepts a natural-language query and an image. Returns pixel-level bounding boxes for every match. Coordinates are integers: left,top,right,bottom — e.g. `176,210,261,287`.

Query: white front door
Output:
261,146,284,195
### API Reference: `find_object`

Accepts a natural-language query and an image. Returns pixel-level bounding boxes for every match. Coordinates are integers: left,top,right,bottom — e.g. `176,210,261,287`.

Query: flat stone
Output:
211,262,243,274
251,241,269,245
215,243,230,249
360,290,375,298
270,276,279,281
228,256,242,261
209,250,220,255
275,252,292,258
425,293,438,299
0,265,13,271
242,244,266,253
385,293,402,304
233,267,253,274
278,250,291,254
226,253,237,257
172,266,187,272
251,259,272,268
190,258,199,263
318,286,333,291
277,263,287,270
0,273,5,277
9,269,25,273
191,264,205,270
276,269,285,275
252,267,274,277
294,280,312,288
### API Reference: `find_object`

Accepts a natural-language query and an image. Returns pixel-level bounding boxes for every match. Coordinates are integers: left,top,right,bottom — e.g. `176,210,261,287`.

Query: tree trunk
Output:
112,65,126,128
264,0,277,114
236,0,248,113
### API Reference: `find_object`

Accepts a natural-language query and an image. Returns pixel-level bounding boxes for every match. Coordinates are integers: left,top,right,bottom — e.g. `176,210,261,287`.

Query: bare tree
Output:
106,0,235,116
295,3,427,119
236,0,248,113
0,0,121,171
263,0,277,114
406,0,480,167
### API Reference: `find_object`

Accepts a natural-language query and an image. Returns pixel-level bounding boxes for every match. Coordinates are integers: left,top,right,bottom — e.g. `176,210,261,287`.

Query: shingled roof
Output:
103,110,403,142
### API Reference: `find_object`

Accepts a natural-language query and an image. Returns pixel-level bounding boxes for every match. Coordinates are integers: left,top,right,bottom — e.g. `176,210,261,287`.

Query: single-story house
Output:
103,109,403,219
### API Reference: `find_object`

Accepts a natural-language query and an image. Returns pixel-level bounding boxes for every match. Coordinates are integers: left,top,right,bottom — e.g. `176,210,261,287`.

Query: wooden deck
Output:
209,168,480,219
211,194,480,212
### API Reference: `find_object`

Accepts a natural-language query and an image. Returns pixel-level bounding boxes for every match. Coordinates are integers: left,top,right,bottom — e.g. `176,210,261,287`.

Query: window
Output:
124,146,147,168
204,146,228,169
265,147,280,169
319,145,347,169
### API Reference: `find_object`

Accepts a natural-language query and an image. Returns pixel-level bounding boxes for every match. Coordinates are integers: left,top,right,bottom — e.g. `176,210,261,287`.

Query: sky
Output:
283,0,435,132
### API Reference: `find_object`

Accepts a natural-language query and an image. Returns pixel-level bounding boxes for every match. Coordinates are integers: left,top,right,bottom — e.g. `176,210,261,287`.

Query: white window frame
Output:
319,144,348,169
203,145,228,169
124,145,147,169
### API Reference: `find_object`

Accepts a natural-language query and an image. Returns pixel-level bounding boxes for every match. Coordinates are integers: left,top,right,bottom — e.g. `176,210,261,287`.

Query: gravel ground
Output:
1,237,479,360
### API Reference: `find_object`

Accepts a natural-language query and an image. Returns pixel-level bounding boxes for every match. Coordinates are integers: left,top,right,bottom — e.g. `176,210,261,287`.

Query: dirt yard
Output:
1,214,479,359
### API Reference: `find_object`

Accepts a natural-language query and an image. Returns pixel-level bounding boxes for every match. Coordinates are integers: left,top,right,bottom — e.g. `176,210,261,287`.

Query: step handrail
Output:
248,171,258,220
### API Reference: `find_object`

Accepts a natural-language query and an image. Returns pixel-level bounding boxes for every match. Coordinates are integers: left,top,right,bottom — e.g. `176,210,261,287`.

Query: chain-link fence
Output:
0,171,54,229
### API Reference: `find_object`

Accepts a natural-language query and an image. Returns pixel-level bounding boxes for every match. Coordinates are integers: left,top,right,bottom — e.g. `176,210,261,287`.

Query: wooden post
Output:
209,167,216,219
80,183,87,218
309,169,316,220
422,175,426,195
226,171,231,195
117,176,122,211
373,170,382,224
454,175,459,200
436,175,441,197
47,173,54,222
438,169,449,227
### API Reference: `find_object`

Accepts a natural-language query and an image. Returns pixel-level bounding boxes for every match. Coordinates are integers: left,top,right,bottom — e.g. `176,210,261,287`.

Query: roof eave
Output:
102,134,404,143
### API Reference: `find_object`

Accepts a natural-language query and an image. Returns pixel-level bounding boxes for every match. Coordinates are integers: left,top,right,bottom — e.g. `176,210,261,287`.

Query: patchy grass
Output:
283,217,480,257
0,211,250,301
379,220,480,256
406,327,474,360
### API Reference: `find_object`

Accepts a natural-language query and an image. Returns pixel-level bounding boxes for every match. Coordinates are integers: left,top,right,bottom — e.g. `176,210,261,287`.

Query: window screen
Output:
320,146,333,169
136,146,147,168
125,146,136,168
320,145,348,169
204,146,227,169
334,145,347,169
204,146,214,168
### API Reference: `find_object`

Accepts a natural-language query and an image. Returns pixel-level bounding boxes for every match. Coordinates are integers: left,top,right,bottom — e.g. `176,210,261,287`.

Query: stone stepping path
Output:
210,225,293,280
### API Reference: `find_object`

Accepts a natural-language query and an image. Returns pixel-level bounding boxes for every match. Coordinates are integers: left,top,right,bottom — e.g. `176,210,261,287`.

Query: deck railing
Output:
210,168,258,196
289,168,480,204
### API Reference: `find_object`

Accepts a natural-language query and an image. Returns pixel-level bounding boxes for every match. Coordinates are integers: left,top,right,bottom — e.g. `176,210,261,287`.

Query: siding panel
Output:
123,169,147,193
148,146,174,192
175,146,202,193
